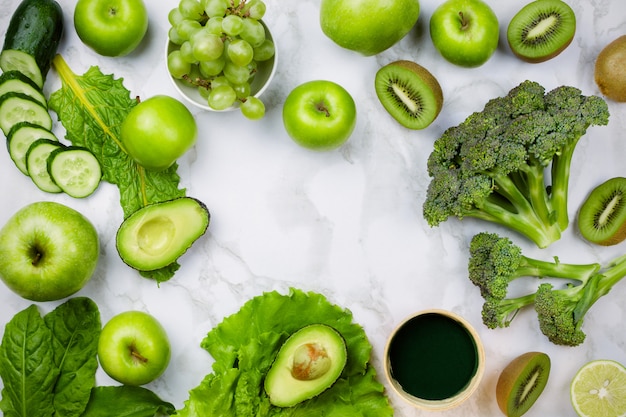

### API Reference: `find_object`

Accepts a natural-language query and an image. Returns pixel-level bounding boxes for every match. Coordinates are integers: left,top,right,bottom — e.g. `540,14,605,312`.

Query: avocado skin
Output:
264,323,347,407
115,197,210,271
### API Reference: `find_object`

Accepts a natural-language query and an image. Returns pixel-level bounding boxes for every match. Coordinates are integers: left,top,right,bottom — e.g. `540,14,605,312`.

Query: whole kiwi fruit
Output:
374,60,443,130
496,352,551,417
507,0,576,63
578,177,626,246
595,35,626,102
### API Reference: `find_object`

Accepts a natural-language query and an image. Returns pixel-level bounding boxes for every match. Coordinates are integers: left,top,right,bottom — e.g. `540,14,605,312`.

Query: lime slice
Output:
570,359,626,417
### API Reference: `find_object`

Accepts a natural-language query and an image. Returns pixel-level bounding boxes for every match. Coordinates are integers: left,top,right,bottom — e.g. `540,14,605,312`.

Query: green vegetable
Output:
0,91,52,135
175,289,392,416
469,232,626,346
47,146,102,198
0,297,101,417
423,80,609,248
0,0,64,88
81,386,175,417
48,54,186,282
0,70,47,107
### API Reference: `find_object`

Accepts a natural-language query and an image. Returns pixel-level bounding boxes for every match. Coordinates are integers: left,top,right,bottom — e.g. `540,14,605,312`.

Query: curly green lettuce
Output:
175,289,393,417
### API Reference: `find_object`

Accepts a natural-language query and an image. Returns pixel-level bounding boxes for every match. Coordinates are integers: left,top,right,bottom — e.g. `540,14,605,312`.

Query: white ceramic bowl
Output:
166,21,277,112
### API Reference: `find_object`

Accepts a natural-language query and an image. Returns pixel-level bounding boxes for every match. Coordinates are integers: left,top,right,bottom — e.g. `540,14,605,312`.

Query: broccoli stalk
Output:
469,232,626,346
424,80,609,248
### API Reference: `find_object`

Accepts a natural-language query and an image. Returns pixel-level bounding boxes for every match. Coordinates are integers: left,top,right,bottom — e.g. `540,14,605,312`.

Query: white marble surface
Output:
1,0,626,415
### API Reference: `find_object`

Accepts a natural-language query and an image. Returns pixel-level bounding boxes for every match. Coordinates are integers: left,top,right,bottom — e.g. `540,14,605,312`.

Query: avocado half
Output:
264,324,347,407
116,197,210,271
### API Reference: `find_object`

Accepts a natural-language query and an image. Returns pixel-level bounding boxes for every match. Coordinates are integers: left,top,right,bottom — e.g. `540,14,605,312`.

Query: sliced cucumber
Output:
0,50,44,89
47,146,102,198
7,121,58,175
0,92,52,136
0,71,47,108
25,138,64,193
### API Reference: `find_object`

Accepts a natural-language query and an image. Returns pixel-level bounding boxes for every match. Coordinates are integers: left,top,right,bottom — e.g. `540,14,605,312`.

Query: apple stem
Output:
131,348,149,364
459,11,470,31
31,252,42,266
316,102,331,117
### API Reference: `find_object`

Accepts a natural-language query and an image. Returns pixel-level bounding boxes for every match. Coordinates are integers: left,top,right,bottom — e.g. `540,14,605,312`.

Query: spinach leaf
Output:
44,298,101,417
0,305,59,417
81,386,175,417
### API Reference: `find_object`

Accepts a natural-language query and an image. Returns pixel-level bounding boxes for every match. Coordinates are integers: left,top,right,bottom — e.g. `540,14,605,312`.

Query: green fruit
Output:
577,177,626,246
0,201,99,301
375,60,443,130
507,0,576,63
98,311,171,386
282,80,357,151
74,0,149,57
264,324,347,407
120,95,197,171
496,352,551,417
116,197,210,271
595,35,626,102
319,0,420,56
429,0,499,67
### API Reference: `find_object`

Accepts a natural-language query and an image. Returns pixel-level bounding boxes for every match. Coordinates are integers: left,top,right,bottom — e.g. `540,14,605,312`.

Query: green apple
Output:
98,311,171,386
74,0,149,57
0,201,99,302
430,0,499,67
282,80,357,151
320,0,420,56
120,95,198,171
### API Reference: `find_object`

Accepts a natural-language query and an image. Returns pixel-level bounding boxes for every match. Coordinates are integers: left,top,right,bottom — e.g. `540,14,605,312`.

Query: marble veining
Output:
1,1,625,416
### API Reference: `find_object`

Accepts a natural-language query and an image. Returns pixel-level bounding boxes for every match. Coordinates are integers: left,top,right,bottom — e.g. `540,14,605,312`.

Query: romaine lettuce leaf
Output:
176,289,393,416
49,54,186,282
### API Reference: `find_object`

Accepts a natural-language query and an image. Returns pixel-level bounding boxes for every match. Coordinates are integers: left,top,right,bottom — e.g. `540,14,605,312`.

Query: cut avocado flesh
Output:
264,324,347,407
116,197,210,271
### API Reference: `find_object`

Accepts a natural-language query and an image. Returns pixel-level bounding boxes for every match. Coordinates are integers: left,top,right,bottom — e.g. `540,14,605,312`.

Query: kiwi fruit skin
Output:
374,60,443,130
578,177,626,246
595,35,626,102
507,0,576,63
496,352,551,417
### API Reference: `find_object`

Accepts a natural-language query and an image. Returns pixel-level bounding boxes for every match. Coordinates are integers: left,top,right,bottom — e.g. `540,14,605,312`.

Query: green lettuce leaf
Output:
175,289,393,417
49,54,186,282
80,386,175,417
0,305,60,417
44,298,101,417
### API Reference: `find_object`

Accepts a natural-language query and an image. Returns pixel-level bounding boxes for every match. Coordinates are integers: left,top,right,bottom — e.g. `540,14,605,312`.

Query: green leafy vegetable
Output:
44,297,101,416
49,54,186,282
175,289,393,417
81,386,175,417
423,80,609,248
0,298,101,417
0,305,58,417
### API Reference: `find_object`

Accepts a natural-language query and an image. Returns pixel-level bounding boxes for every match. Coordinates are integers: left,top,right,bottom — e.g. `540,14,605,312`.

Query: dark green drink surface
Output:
388,313,478,400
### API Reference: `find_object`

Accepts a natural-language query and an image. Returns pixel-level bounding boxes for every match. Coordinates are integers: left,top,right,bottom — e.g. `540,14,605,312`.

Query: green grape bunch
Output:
167,0,274,119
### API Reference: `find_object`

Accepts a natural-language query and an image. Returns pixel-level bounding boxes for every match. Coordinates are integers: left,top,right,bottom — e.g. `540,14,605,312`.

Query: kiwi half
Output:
578,177,626,246
496,352,551,417
507,0,576,63
595,35,626,102
374,60,443,130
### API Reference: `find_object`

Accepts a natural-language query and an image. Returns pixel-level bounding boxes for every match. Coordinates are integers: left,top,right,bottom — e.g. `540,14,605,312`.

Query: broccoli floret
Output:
469,232,626,346
424,81,609,248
